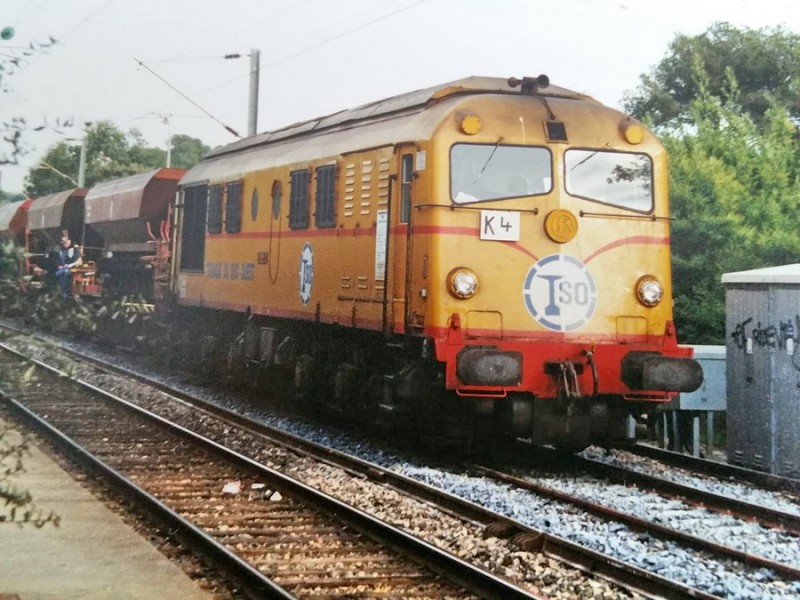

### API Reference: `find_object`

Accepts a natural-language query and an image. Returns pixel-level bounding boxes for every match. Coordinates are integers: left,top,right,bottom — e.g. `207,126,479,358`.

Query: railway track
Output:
0,344,535,599
3,328,800,597
0,328,707,599
574,449,800,530
626,443,800,496
472,456,800,580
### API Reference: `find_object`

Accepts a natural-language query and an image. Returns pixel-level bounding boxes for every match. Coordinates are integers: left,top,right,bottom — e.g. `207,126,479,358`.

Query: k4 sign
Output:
480,210,520,242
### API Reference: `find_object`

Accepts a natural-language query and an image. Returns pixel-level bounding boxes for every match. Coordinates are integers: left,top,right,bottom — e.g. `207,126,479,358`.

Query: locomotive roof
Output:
182,76,594,186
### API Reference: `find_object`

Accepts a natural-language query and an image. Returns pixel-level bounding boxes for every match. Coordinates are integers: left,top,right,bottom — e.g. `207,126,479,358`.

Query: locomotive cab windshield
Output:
450,143,552,203
565,149,654,212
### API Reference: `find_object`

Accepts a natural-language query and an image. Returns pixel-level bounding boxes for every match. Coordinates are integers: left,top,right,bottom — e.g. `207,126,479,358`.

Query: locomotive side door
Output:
382,146,415,334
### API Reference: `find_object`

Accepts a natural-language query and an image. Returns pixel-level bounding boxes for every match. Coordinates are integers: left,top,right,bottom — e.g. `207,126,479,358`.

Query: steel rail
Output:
1,390,295,599
0,342,540,600
631,443,800,495
471,463,800,582
571,453,800,533
12,335,722,600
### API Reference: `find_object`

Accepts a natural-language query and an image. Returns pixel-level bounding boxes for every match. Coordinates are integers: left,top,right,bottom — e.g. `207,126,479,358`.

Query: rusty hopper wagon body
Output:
83,168,184,300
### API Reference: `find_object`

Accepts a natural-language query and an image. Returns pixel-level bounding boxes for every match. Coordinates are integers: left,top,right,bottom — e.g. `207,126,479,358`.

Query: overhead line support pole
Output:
248,49,260,137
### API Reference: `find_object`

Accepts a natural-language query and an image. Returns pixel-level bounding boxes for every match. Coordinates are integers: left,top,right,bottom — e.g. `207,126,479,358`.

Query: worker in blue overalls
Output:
55,235,81,299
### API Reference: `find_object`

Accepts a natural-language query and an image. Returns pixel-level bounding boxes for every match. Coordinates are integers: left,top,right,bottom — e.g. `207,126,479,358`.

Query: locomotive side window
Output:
225,181,242,233
315,164,336,228
565,149,653,213
251,187,259,222
180,184,208,271
400,154,413,223
450,143,552,204
271,180,281,219
289,169,310,229
207,184,223,233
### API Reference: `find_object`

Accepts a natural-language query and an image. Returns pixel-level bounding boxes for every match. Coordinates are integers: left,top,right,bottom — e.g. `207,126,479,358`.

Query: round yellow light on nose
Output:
460,114,482,135
621,122,644,145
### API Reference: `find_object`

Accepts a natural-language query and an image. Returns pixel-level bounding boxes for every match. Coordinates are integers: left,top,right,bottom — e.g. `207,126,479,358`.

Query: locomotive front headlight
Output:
447,268,479,299
636,275,664,307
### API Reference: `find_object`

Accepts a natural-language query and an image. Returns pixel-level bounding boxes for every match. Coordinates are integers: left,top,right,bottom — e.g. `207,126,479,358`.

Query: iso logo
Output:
523,254,596,331
299,243,313,305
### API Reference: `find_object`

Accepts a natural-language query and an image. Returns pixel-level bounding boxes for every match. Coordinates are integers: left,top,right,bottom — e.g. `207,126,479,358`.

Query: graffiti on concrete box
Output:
730,315,798,357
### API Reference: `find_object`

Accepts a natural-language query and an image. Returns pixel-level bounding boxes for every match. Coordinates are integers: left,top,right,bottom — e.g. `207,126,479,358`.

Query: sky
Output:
2,0,799,194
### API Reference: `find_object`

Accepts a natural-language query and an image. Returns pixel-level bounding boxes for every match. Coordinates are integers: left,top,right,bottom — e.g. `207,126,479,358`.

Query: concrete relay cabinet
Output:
722,264,800,476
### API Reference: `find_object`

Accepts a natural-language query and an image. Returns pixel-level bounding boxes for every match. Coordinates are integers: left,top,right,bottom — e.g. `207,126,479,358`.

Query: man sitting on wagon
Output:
55,235,82,299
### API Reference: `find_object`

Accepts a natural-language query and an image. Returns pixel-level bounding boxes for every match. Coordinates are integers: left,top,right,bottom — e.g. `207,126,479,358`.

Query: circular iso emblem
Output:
299,243,314,305
523,254,596,331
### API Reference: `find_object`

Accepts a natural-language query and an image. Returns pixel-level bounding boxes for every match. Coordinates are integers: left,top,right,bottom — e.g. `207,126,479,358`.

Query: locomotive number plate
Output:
480,210,520,241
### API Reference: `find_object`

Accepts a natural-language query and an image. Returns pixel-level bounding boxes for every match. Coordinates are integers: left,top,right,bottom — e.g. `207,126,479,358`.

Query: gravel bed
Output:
581,446,800,516
514,470,800,567
12,334,800,599
6,335,631,600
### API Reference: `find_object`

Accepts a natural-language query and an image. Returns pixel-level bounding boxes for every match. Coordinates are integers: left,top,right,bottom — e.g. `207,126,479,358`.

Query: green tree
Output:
26,141,82,194
0,190,25,203
25,121,162,195
25,123,211,196
627,24,800,343
663,74,800,343
624,22,800,128
169,134,210,169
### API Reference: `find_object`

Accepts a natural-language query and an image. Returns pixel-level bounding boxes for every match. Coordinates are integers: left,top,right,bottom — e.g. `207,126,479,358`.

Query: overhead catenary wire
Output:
144,54,248,64
56,0,116,43
134,58,241,139
8,0,425,188
261,0,428,69
2,0,116,120
131,0,427,134
193,0,428,98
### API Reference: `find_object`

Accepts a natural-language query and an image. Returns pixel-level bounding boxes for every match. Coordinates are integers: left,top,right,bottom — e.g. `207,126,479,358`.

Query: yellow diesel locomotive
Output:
172,75,702,449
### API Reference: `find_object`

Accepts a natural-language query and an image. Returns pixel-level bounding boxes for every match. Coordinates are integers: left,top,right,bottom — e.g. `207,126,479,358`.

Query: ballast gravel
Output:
581,446,800,516
12,334,800,599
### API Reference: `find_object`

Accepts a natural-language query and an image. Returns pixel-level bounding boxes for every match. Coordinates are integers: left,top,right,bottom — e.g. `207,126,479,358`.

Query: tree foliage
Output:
24,122,210,196
0,422,60,528
0,32,60,528
170,134,211,169
627,23,800,344
0,190,24,203
624,22,800,128
662,74,800,343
